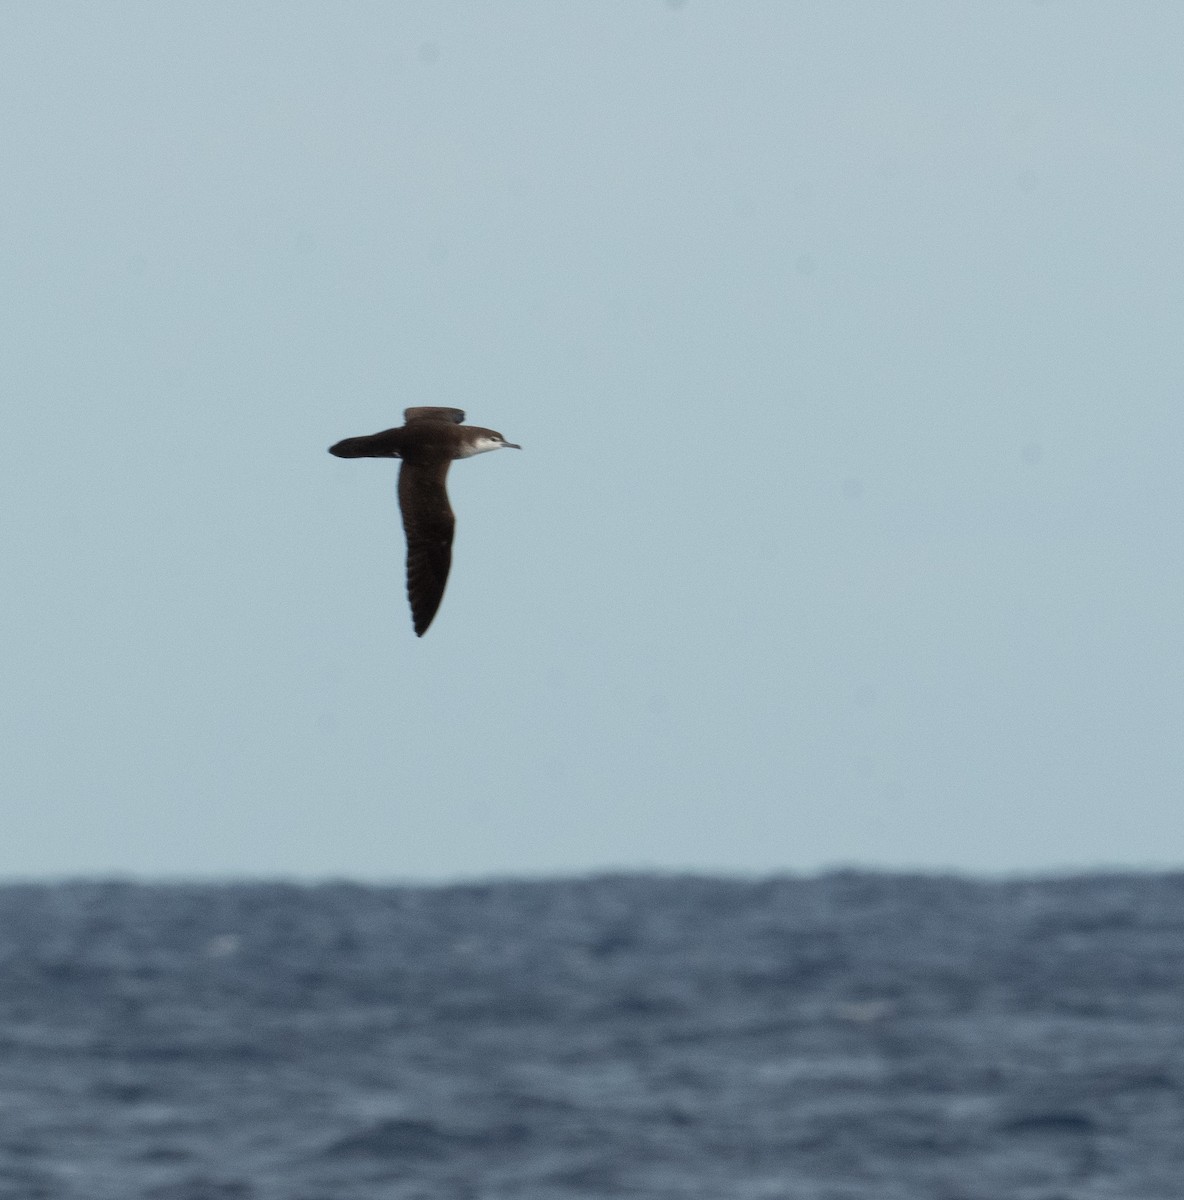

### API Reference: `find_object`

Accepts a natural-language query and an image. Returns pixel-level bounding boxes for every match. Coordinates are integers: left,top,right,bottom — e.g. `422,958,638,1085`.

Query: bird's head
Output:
461,429,522,457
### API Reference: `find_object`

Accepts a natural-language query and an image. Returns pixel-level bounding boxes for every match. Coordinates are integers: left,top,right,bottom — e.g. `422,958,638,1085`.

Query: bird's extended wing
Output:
397,459,455,636
404,407,465,425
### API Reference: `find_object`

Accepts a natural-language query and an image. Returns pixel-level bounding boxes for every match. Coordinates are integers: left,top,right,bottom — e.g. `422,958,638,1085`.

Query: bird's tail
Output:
329,436,390,458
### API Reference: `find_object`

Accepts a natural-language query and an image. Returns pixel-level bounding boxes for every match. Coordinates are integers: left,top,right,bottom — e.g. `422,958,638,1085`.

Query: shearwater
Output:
329,407,520,636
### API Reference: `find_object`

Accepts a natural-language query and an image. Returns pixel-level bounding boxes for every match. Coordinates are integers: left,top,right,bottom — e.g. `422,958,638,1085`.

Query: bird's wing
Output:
404,407,465,425
397,459,455,636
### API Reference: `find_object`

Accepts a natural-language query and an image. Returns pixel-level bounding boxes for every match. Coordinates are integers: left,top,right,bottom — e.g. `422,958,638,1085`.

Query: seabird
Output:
329,407,520,636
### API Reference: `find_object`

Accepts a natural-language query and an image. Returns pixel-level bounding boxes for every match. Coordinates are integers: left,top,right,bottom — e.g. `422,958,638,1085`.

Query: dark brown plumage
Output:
329,407,519,636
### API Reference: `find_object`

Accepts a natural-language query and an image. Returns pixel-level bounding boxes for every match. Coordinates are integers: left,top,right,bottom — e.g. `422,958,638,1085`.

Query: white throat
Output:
456,436,504,459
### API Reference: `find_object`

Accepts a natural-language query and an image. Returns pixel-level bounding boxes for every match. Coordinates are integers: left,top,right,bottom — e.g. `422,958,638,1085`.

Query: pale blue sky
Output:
3,2,1182,878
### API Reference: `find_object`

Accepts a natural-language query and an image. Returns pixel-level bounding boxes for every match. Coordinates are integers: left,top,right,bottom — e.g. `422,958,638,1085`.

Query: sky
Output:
3,2,1182,880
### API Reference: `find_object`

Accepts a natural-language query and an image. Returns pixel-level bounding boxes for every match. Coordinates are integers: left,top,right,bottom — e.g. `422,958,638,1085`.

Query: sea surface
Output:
0,873,1182,1199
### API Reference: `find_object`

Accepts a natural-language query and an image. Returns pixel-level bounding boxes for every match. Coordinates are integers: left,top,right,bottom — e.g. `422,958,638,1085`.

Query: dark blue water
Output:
1,873,1182,1199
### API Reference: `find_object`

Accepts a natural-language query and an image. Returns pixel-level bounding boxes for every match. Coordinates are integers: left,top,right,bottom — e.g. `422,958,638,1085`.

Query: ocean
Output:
0,872,1181,1199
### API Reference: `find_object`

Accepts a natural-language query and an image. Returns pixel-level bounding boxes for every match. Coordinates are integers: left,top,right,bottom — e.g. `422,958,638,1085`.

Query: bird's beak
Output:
504,441,522,449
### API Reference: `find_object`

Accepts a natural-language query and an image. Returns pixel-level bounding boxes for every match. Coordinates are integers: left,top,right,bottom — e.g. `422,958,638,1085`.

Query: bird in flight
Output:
329,407,520,636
